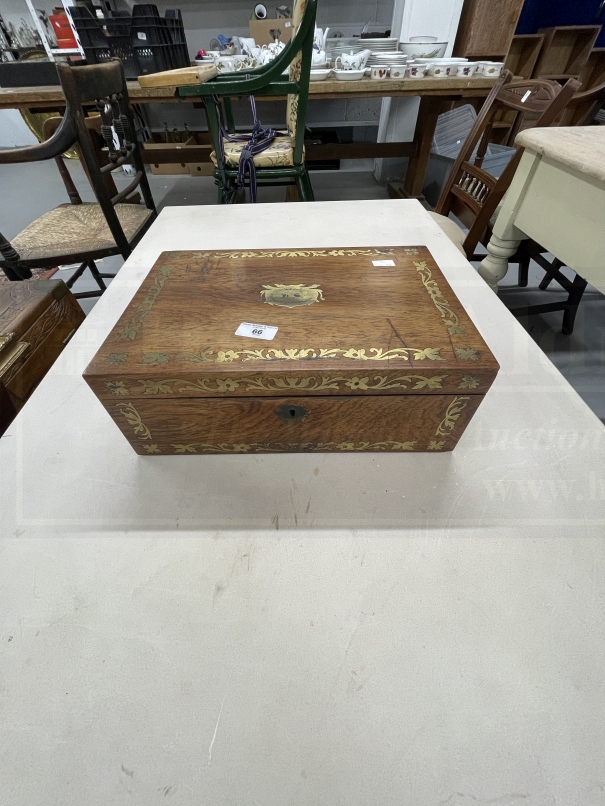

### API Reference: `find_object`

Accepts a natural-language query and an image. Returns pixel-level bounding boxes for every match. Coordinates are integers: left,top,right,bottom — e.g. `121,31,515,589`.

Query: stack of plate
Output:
359,37,399,51
367,51,409,67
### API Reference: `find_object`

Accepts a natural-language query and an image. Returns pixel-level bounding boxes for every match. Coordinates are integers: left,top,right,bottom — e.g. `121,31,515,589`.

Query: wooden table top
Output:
0,76,497,109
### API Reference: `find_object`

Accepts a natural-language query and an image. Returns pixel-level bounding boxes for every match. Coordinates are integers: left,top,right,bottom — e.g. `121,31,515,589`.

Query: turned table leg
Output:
478,234,522,293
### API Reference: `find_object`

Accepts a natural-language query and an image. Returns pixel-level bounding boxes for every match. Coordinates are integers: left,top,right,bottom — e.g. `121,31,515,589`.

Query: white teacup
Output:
335,49,371,70
454,62,478,77
408,64,427,78
215,55,237,73
477,61,504,76
427,61,457,77
371,65,390,80
389,64,407,79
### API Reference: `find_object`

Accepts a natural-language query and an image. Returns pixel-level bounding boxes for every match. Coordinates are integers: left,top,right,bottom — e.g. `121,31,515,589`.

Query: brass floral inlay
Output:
414,260,467,337
117,263,173,341
106,381,129,396
169,440,419,454
459,375,480,389
140,346,445,365
113,374,449,396
427,440,445,451
456,348,480,361
143,444,161,454
106,352,128,365
116,401,152,440
435,396,470,437
194,248,395,260
261,283,324,308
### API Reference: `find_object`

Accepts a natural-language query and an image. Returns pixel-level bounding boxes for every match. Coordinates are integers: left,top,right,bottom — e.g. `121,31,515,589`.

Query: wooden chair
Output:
506,81,605,335
177,0,317,202
0,59,156,298
429,70,580,260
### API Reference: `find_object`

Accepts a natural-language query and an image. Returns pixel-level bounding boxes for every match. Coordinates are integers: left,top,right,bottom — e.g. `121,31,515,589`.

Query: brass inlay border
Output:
117,263,173,342
193,248,396,260
106,374,449,396
0,341,29,378
170,440,419,454
0,332,14,352
436,396,470,438
139,346,446,365
414,260,467,337
116,401,152,440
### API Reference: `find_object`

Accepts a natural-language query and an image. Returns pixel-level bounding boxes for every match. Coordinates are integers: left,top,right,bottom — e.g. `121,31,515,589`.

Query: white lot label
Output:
285,21,291,27
521,90,531,103
235,322,278,340
137,31,147,40
372,259,396,266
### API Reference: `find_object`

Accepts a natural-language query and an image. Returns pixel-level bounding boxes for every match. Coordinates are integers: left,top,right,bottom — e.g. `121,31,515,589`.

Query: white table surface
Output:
1,200,605,806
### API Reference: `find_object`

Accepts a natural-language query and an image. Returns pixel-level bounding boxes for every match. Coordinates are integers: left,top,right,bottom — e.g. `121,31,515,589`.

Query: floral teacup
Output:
408,64,427,78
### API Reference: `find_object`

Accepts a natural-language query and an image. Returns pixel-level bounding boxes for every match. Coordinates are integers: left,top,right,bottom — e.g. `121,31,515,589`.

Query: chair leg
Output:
295,170,315,202
65,261,89,289
562,274,588,336
539,258,565,291
517,253,531,287
88,260,107,292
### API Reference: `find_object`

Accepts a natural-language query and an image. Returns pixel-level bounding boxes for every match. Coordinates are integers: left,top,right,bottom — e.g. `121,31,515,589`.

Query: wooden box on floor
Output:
84,247,499,455
0,279,84,434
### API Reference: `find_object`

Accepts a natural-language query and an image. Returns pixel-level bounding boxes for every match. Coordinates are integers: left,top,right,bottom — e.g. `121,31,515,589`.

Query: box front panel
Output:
104,393,483,455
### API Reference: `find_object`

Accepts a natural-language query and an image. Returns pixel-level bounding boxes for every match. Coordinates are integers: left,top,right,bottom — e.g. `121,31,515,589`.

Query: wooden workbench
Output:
0,76,496,199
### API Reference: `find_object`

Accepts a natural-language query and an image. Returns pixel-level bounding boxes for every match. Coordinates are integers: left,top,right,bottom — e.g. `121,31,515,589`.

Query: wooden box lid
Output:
84,247,499,399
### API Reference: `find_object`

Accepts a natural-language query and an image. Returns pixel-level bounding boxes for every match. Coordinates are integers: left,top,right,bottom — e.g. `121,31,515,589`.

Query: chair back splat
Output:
434,70,580,257
0,59,156,290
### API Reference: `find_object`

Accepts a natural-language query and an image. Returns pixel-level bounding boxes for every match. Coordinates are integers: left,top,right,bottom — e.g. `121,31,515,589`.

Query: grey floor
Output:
2,158,604,422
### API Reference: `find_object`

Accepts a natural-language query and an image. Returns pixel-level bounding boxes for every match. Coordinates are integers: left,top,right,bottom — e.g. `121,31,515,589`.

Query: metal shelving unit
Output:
10,0,85,61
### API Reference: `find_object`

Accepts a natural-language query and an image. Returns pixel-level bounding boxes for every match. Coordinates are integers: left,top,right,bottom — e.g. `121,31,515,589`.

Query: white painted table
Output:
1,200,605,806
479,127,605,293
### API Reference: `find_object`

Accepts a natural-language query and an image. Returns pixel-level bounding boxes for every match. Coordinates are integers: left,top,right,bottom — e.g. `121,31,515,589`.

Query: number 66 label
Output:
235,322,278,340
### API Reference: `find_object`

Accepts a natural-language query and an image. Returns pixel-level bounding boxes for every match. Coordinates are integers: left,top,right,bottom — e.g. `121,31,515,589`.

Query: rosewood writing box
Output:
84,246,499,454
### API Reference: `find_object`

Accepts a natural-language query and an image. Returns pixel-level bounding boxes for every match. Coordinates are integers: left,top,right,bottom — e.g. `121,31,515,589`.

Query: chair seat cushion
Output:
11,202,153,262
210,135,299,168
428,212,467,256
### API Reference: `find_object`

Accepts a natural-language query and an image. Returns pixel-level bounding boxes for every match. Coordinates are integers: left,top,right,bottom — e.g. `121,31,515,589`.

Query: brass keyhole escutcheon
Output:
276,403,309,422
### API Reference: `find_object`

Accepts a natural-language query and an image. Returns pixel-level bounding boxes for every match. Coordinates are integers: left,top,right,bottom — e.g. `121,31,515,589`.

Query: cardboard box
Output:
249,18,292,46
189,163,214,177
144,135,213,175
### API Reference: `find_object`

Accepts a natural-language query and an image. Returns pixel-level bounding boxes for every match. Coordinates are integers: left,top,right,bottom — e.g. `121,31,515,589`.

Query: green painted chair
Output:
178,0,317,202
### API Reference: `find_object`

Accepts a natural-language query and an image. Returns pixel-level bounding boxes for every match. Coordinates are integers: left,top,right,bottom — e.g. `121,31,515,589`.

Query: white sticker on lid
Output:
521,90,531,103
285,21,291,27
372,259,395,266
235,322,278,340
137,31,147,40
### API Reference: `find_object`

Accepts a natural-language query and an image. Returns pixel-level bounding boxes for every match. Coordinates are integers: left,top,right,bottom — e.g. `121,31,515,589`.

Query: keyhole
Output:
276,403,309,422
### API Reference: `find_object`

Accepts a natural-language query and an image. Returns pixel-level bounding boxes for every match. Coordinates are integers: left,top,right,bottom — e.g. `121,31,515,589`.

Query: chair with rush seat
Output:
0,59,156,298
